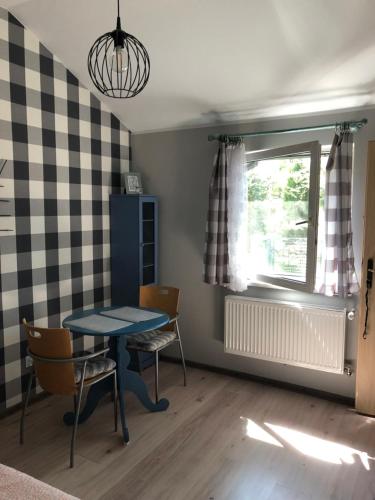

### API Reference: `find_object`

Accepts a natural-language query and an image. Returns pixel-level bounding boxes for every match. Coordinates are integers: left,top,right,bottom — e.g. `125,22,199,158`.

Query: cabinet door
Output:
110,195,140,306
140,199,158,286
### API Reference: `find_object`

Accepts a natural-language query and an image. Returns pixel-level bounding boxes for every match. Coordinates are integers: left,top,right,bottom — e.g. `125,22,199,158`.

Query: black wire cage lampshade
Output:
88,0,150,98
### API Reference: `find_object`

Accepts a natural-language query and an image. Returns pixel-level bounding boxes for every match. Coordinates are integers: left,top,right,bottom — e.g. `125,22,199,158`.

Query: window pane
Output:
247,156,311,282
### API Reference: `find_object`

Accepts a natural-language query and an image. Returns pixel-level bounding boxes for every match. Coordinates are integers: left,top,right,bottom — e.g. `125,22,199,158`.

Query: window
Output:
246,141,326,293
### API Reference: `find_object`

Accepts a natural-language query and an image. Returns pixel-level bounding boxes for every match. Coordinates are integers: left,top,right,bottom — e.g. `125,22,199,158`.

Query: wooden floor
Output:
1,362,375,500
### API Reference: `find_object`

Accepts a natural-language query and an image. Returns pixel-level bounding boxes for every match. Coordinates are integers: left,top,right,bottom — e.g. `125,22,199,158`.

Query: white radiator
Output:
225,296,346,374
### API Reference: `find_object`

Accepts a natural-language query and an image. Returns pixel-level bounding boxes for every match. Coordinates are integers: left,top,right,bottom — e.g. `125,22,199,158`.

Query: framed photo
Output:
124,172,143,194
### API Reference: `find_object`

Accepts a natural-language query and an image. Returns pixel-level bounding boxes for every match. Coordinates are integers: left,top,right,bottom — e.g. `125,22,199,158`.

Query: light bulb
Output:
109,46,128,74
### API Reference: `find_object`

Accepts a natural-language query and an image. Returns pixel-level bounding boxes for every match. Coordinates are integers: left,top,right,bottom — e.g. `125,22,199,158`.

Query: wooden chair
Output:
21,319,118,468
127,286,187,403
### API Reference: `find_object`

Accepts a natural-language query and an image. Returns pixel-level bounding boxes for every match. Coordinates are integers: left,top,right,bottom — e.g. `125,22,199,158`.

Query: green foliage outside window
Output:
247,158,312,278
248,160,309,203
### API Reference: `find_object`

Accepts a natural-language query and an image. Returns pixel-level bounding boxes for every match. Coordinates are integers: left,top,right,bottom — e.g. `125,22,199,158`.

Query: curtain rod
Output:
207,118,368,142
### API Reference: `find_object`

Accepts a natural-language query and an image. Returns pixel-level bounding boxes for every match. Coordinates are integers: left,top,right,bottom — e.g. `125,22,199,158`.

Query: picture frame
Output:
123,172,143,194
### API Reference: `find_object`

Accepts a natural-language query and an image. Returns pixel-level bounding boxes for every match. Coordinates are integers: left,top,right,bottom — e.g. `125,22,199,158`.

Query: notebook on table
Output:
100,306,164,323
65,314,133,333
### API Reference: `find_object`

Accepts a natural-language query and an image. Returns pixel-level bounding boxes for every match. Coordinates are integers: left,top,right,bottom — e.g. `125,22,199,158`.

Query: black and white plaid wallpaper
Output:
0,7,130,411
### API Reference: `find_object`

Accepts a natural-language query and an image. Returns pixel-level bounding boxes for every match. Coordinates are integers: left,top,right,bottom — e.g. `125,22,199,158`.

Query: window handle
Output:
295,220,309,226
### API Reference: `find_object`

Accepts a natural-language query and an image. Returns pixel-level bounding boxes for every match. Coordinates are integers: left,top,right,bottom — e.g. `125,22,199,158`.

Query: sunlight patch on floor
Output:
241,418,283,447
265,423,373,470
241,417,374,470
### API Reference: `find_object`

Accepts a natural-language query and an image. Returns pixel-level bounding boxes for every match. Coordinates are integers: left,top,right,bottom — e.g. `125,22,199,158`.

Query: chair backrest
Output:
139,286,180,332
22,319,76,396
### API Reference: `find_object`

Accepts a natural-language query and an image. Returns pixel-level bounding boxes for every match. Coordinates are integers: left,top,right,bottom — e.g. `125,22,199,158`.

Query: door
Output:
356,141,375,415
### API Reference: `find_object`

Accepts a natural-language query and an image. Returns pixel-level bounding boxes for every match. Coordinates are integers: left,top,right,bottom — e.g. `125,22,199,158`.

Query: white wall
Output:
132,108,375,397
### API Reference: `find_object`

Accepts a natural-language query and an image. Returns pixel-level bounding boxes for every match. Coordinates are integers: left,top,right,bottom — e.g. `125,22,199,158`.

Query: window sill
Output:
247,279,286,291
246,279,357,303
247,278,321,294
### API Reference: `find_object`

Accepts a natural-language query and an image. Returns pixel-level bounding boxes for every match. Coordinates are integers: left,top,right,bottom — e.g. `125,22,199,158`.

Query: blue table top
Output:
62,306,169,337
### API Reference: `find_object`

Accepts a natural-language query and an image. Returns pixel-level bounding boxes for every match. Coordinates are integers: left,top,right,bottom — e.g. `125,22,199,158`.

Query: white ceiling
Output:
2,0,375,133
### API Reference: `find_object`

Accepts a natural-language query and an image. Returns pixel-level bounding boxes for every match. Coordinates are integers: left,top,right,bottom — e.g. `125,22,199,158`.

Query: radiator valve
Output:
344,365,353,376
347,309,355,321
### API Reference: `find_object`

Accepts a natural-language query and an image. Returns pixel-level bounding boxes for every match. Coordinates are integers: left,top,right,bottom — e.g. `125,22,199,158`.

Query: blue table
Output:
62,306,170,443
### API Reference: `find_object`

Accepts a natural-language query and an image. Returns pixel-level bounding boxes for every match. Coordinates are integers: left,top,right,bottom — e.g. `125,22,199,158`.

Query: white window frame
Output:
246,141,321,293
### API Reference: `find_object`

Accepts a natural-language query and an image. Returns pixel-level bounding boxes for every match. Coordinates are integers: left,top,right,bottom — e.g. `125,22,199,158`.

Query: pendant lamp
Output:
88,0,150,98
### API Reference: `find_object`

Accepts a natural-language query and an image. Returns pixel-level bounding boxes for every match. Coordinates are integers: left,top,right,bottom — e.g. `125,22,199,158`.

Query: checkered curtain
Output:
204,142,230,286
204,140,248,291
319,130,358,297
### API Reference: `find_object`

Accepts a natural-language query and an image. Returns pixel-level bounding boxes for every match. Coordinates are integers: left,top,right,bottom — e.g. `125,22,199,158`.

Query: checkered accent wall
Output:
0,7,130,411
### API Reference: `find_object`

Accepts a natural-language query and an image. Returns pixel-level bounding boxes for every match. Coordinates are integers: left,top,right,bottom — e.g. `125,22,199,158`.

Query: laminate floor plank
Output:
0,362,374,500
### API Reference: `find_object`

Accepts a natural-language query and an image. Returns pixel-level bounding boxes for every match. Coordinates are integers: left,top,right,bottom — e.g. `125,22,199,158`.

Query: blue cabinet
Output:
110,194,158,370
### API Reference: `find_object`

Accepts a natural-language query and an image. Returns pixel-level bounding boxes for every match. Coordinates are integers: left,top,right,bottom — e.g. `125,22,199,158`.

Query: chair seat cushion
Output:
74,356,116,383
127,330,176,351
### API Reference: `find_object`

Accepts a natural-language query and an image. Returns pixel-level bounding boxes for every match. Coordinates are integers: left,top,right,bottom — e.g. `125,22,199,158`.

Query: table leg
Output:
116,336,129,443
122,337,169,412
63,335,169,440
63,377,112,426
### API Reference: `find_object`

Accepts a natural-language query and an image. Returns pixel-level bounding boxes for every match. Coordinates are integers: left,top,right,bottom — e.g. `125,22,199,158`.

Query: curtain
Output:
227,142,248,291
319,130,358,297
204,140,248,292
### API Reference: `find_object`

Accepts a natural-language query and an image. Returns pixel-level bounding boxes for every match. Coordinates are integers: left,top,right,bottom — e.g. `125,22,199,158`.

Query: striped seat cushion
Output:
74,356,116,383
127,330,176,351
